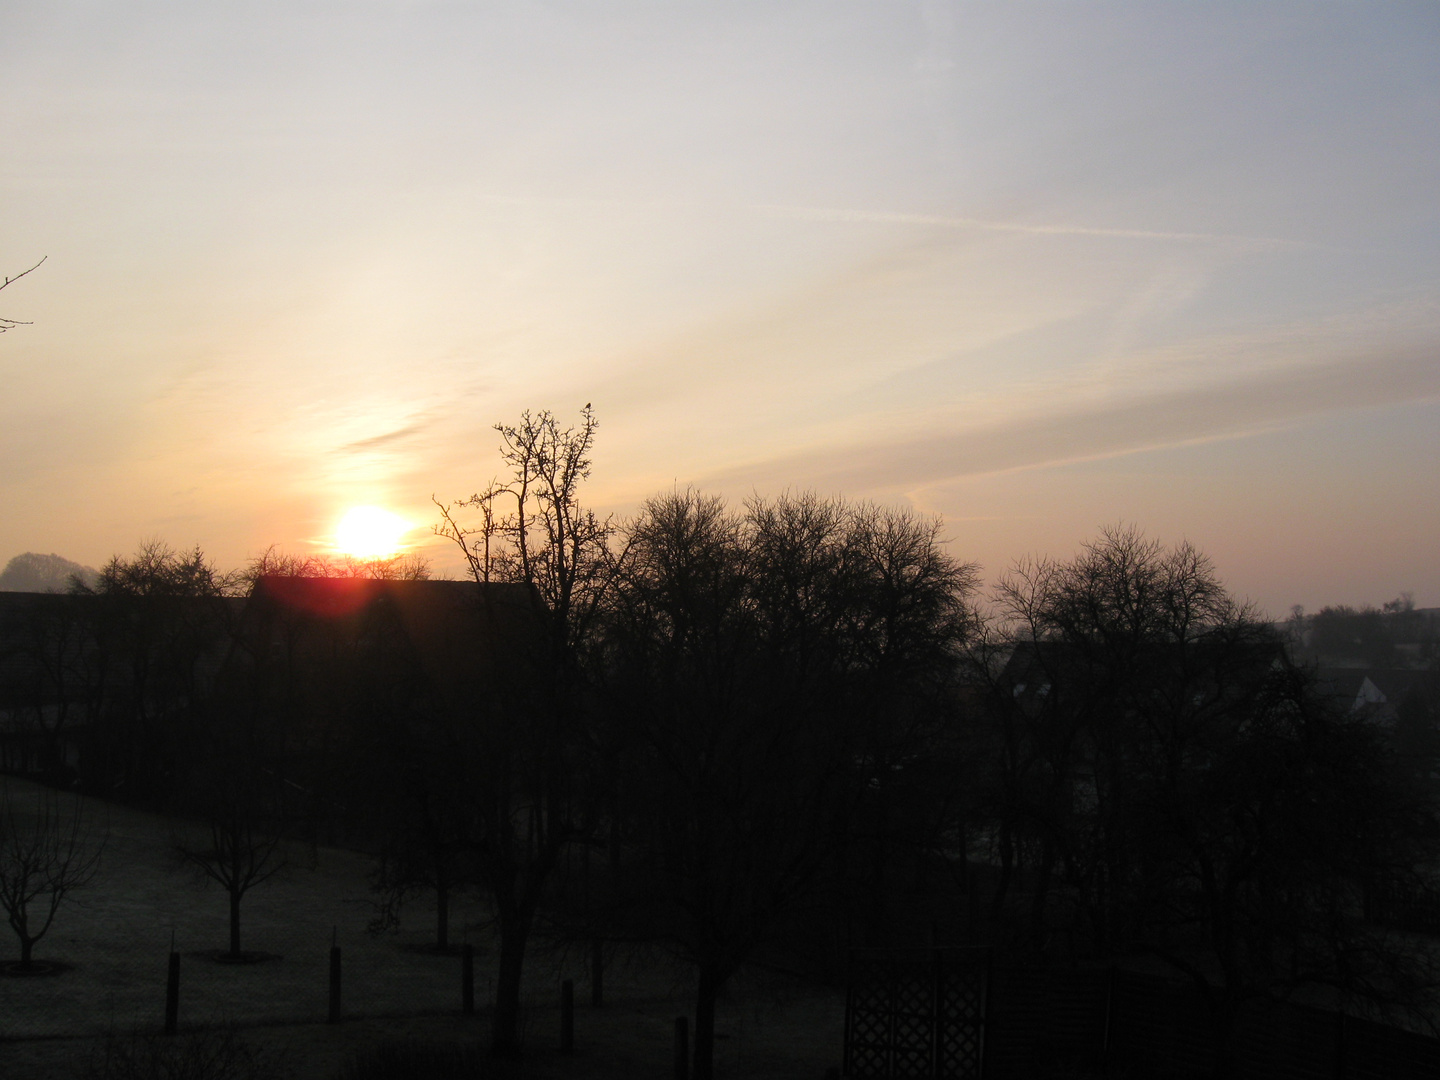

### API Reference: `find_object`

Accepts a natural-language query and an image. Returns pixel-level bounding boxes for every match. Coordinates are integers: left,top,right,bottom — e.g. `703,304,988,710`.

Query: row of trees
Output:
594,489,978,1068
0,542,430,787
397,409,982,1065
0,541,436,968
1290,592,1439,668
2,407,1435,1076
973,530,1438,1064
416,409,1438,1072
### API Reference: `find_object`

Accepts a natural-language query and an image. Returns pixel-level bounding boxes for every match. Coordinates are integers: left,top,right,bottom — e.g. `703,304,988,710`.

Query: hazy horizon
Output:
4,2,1437,617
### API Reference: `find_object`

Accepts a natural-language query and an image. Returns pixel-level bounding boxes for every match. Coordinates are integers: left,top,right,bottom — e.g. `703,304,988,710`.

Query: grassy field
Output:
0,777,845,1079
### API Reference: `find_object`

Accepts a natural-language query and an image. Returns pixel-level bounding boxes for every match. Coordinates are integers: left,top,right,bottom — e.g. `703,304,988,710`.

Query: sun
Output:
334,506,412,559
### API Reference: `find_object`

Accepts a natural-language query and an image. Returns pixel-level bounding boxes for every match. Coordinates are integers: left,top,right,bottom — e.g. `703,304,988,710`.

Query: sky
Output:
2,1,1438,616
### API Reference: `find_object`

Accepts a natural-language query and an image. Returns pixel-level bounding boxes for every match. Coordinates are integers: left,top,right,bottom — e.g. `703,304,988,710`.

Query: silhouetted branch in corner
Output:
0,256,46,333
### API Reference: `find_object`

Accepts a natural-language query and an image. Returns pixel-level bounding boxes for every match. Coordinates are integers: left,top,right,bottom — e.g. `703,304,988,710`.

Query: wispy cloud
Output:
701,345,1440,494
335,423,427,454
754,203,1312,250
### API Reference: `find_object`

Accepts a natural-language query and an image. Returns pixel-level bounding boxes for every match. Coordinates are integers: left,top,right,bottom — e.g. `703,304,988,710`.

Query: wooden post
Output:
328,938,342,1024
674,1016,689,1080
164,951,180,1035
1101,965,1117,1068
931,946,944,1076
561,979,574,1054
462,943,475,1016
982,949,996,1078
591,938,604,1007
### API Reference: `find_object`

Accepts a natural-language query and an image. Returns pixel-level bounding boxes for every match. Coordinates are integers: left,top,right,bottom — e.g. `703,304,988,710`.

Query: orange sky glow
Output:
2,3,1438,616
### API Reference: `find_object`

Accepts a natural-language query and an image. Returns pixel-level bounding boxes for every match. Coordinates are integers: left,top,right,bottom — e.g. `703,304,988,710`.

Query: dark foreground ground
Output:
0,777,844,1079
4,993,846,1080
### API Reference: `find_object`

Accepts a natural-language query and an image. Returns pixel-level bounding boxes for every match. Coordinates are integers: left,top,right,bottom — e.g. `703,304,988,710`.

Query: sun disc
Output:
335,506,411,559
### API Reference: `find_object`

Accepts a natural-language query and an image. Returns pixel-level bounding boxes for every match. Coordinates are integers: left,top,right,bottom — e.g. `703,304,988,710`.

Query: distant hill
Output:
0,552,97,593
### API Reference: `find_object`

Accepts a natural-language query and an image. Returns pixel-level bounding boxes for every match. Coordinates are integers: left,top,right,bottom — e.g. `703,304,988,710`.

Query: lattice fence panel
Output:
843,949,987,1079
934,959,986,1077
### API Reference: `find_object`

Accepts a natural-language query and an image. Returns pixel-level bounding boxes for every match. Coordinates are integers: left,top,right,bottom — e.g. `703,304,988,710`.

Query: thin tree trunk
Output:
991,820,1015,921
1030,843,1055,948
693,961,723,1080
229,889,242,956
491,919,529,1056
866,805,889,947
436,882,450,951
609,795,622,872
866,850,888,948
1207,989,1241,1079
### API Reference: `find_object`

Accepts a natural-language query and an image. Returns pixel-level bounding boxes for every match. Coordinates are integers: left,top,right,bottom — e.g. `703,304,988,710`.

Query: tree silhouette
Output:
976,525,1440,1058
602,491,978,1080
432,405,618,1056
70,541,243,801
174,743,288,960
244,545,431,584
0,780,103,970
0,257,45,333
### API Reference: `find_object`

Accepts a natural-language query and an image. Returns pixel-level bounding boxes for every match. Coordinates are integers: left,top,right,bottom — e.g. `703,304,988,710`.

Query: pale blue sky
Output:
2,1,1437,613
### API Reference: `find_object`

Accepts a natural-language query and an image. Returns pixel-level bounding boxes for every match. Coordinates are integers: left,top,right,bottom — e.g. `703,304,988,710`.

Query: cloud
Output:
754,203,1312,250
334,423,427,454
700,345,1440,494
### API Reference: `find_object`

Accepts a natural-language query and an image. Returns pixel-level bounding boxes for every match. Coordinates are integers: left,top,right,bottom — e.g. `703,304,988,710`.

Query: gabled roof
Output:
1315,666,1440,720
0,578,546,715
239,576,542,694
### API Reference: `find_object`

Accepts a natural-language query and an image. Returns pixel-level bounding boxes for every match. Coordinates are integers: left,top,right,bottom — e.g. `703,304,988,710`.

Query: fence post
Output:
1334,1011,1349,1080
591,937,604,1007
461,944,475,1015
1101,965,1117,1068
931,947,945,1076
328,936,342,1024
164,950,180,1035
674,1016,689,1080
841,950,857,1080
981,949,996,1077
561,979,575,1054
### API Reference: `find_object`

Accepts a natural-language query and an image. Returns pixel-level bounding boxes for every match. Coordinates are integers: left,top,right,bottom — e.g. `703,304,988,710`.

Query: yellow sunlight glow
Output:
334,506,412,559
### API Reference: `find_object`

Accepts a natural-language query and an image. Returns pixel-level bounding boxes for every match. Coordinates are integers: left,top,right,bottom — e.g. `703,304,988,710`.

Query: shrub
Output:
82,1026,289,1080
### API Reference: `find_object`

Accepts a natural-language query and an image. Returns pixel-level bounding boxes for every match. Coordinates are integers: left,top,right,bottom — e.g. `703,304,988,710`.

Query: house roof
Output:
0,578,542,712
239,576,542,695
1315,666,1440,721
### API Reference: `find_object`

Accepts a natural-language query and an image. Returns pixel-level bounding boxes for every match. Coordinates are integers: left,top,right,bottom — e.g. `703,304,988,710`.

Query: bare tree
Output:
974,525,1440,1060
602,491,979,1080
429,405,620,1056
436,403,617,651
0,257,45,333
0,592,92,780
365,758,474,952
0,780,104,970
244,545,431,583
174,743,289,960
70,541,244,800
